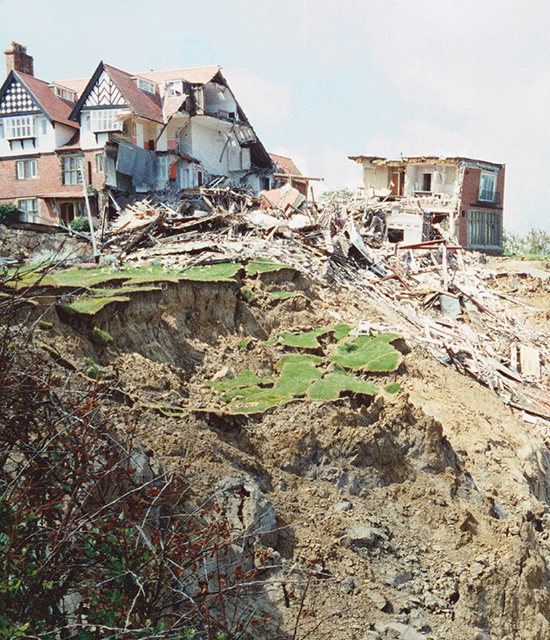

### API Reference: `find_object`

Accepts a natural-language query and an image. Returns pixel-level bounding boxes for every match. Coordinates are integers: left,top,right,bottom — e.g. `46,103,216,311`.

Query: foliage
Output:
0,275,273,640
503,227,550,258
92,326,113,345
69,217,91,232
0,203,20,224
319,188,354,202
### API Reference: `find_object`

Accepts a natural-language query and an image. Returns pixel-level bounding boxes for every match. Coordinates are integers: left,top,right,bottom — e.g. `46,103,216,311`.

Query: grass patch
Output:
180,263,242,282
278,328,331,350
60,295,131,315
275,354,323,371
246,259,296,276
269,291,298,301
384,382,403,394
308,372,379,401
275,361,322,395
211,370,274,393
332,324,353,341
330,333,402,372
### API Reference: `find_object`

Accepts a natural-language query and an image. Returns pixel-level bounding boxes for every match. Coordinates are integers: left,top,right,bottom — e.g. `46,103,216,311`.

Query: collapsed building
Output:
0,42,274,226
349,155,505,254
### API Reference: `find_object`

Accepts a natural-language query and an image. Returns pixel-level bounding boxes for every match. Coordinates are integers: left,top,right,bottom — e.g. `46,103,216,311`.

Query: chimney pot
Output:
4,41,34,77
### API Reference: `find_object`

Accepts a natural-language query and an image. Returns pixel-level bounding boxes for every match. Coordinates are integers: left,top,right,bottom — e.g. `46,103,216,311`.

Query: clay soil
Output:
13,235,550,640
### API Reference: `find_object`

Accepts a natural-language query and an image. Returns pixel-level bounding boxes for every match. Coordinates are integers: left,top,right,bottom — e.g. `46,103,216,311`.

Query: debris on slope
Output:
98,187,550,436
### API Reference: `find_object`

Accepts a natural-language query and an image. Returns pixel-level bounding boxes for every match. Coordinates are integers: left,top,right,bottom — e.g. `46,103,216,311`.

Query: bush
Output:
69,217,91,232
0,203,21,224
0,270,274,639
504,228,550,258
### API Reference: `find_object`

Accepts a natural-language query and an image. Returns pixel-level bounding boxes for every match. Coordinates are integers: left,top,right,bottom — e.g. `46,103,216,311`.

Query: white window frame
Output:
134,77,156,94
62,156,83,185
5,116,35,140
479,172,497,203
157,155,172,181
16,159,37,180
95,152,105,173
90,109,123,133
18,198,39,223
165,80,184,97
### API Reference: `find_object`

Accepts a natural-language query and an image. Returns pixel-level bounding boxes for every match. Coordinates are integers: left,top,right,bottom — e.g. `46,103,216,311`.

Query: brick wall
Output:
0,150,106,224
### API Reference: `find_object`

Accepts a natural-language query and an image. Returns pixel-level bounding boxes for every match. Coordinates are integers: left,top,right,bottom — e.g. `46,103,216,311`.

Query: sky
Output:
1,0,549,233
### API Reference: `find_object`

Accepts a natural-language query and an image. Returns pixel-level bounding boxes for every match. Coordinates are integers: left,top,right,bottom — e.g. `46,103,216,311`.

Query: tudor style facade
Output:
0,42,274,226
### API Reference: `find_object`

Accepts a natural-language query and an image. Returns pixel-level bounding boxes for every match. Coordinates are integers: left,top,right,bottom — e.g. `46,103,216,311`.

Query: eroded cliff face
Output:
26,262,550,640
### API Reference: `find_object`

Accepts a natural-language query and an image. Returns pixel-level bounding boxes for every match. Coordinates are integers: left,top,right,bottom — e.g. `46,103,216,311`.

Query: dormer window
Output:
165,80,184,97
49,84,77,102
133,77,156,94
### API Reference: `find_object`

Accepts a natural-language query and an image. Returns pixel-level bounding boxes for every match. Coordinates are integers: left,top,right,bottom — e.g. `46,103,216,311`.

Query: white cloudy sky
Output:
1,0,549,233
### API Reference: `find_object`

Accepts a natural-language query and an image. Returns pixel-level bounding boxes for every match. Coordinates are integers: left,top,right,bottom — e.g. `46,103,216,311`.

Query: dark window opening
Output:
422,173,432,192
387,228,404,243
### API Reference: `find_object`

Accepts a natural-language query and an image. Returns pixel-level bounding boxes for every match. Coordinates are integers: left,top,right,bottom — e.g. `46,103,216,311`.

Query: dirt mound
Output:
22,254,550,639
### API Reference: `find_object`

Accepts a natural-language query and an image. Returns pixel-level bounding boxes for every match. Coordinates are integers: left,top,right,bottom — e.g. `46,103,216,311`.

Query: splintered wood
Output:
102,187,550,427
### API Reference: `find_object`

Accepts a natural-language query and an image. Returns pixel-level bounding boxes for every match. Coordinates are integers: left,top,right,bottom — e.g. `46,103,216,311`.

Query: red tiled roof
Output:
104,64,163,123
269,153,302,177
137,65,220,86
56,131,81,150
17,72,78,129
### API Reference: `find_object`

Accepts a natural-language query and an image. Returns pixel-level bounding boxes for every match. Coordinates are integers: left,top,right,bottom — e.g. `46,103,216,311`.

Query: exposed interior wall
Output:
362,164,391,194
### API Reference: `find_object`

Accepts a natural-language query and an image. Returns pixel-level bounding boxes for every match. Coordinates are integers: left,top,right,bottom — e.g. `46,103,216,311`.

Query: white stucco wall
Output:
0,115,61,155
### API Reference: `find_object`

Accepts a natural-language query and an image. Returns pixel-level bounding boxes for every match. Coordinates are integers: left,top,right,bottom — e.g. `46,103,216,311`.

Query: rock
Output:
386,622,429,639
217,476,278,548
211,365,232,381
361,632,381,640
341,577,357,594
344,524,382,548
392,570,414,587
333,500,353,512
366,588,387,610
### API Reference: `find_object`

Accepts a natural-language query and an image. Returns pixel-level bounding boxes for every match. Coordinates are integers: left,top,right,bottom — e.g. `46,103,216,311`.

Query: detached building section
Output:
349,155,505,254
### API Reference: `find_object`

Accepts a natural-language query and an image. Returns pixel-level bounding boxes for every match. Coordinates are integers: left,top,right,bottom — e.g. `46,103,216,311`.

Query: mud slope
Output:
33,265,550,640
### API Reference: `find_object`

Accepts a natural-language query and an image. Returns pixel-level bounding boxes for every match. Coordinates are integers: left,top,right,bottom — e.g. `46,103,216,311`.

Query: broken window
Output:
165,80,184,97
479,172,497,202
95,152,105,173
18,198,39,223
422,173,432,192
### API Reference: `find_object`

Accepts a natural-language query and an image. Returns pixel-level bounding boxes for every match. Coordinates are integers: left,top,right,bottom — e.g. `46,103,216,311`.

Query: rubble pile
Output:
98,188,550,439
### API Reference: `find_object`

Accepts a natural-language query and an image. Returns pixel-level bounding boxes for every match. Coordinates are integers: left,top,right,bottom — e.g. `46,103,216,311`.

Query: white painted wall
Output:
0,114,62,155
179,117,251,181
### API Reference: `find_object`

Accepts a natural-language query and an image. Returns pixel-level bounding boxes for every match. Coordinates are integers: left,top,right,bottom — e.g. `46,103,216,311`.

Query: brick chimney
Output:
4,42,34,76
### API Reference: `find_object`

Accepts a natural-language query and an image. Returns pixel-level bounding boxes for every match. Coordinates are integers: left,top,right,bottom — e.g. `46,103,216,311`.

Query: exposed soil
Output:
13,233,550,640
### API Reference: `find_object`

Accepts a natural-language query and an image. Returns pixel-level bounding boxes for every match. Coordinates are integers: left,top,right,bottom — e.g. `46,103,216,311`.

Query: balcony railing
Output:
478,191,501,205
